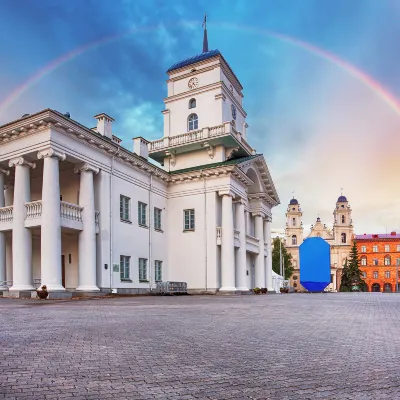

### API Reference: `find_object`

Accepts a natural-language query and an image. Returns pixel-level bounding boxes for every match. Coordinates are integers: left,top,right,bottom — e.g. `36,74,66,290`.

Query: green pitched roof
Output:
170,155,259,175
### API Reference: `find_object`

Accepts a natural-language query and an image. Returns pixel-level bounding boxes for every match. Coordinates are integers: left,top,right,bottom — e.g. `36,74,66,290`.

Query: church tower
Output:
333,195,353,246
285,198,303,248
148,19,254,171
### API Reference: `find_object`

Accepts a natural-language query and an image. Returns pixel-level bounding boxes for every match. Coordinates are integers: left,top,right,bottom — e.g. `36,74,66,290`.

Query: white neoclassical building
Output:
0,35,279,298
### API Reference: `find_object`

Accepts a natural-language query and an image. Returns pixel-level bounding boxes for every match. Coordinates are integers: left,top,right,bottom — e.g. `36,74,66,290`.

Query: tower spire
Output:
202,14,209,53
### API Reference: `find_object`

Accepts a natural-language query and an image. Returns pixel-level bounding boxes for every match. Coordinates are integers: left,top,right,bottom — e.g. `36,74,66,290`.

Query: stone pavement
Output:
0,293,400,400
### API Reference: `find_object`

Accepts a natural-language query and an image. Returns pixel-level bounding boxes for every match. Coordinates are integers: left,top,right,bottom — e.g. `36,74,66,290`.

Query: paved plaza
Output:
0,293,399,399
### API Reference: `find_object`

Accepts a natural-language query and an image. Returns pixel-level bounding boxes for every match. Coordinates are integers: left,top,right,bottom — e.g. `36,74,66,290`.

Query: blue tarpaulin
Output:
299,237,330,292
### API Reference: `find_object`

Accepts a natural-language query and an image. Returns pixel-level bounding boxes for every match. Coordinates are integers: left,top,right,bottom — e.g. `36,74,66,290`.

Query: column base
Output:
219,286,237,292
75,285,100,292
3,290,32,299
9,284,35,291
236,286,250,291
0,285,8,291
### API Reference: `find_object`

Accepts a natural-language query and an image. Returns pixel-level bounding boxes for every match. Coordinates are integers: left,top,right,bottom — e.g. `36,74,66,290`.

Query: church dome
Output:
289,198,298,205
337,195,347,202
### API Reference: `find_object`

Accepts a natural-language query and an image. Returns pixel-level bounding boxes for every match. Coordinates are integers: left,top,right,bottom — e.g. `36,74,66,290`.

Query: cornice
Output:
164,81,222,103
167,64,215,81
74,163,100,175
218,189,235,198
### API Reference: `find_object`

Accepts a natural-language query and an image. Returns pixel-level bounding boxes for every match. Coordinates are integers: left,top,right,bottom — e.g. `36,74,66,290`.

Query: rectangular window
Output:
384,257,391,266
154,208,162,231
120,255,130,280
373,271,378,279
330,274,333,284
184,209,195,230
138,202,147,227
362,271,367,278
361,246,366,253
373,258,378,266
155,260,162,282
120,195,130,221
397,245,400,252
397,258,400,266
385,244,390,252
385,271,391,279
139,258,148,281
361,257,367,266
372,245,378,253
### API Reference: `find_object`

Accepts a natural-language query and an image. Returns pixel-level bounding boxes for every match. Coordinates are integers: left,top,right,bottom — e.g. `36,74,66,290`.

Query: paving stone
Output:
0,293,400,399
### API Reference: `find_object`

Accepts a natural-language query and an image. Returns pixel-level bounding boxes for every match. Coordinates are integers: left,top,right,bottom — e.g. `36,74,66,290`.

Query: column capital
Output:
74,163,100,175
9,157,36,169
234,198,246,206
252,212,266,218
264,215,272,223
218,189,235,198
0,168,10,176
37,147,66,161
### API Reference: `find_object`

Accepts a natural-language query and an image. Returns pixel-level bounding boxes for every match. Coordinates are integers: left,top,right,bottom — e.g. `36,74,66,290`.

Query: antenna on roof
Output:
202,14,209,53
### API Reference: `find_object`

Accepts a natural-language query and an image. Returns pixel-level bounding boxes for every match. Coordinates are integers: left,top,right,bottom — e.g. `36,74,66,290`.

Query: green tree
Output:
339,241,367,292
272,237,294,279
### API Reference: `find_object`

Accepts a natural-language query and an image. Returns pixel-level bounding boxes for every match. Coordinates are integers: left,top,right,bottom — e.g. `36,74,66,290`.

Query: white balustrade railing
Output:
216,226,222,239
217,227,241,242
264,242,268,254
60,201,83,222
169,129,203,146
246,234,260,247
95,211,100,226
25,200,42,219
209,124,225,137
234,229,240,240
0,206,13,222
149,138,164,151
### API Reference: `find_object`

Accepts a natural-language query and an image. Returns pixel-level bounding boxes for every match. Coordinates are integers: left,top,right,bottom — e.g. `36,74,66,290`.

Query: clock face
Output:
188,77,199,89
231,104,237,120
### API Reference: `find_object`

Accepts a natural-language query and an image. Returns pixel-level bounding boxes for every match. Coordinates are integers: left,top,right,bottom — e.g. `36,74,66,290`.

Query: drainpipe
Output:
109,147,121,292
149,172,153,293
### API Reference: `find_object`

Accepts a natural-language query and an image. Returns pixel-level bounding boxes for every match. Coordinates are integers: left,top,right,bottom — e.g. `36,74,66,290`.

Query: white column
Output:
9,157,36,291
254,212,265,288
219,190,236,291
75,163,99,292
0,169,9,290
235,199,248,291
245,210,251,235
264,216,274,291
38,148,66,291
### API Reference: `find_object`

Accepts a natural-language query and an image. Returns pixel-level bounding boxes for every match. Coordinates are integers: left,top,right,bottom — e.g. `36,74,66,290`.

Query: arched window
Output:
292,235,297,245
341,233,346,243
292,217,296,227
341,215,345,223
360,256,367,266
372,283,380,292
384,255,391,266
189,98,196,109
188,113,198,131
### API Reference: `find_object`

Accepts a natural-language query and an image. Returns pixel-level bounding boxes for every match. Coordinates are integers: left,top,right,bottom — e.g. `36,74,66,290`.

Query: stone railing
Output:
208,124,225,137
95,211,100,226
264,242,268,255
246,234,259,247
25,200,42,219
149,138,164,151
216,226,222,239
60,201,83,222
0,206,13,222
234,229,240,240
170,129,203,146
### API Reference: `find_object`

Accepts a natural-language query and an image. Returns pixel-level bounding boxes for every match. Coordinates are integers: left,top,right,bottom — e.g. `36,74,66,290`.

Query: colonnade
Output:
0,147,100,293
218,190,273,292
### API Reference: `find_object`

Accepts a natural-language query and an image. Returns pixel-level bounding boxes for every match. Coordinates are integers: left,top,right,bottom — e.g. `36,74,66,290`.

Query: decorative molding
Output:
9,157,36,169
214,93,226,101
264,216,272,223
252,211,266,218
37,147,66,161
234,198,247,206
226,147,239,160
0,168,10,176
161,109,170,115
165,150,176,167
74,163,100,175
202,142,214,159
218,189,235,198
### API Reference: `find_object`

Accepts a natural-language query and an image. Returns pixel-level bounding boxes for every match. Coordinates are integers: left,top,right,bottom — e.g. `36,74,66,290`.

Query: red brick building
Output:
355,233,400,292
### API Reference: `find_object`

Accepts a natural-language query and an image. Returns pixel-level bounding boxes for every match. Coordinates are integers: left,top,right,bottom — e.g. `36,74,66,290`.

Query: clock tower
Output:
148,24,254,171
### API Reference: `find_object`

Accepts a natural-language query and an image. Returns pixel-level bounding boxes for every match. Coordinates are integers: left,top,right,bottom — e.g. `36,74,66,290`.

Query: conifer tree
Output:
339,258,351,292
339,241,367,292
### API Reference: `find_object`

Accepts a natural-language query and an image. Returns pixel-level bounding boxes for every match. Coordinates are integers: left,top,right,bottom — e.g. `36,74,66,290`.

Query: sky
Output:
0,0,400,235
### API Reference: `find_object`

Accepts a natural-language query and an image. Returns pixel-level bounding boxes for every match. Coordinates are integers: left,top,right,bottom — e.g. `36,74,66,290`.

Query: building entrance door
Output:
371,283,380,292
61,255,66,288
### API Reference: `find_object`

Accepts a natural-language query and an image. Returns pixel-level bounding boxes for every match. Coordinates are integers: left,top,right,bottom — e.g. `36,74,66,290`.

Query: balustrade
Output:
246,234,259,247
60,201,83,222
0,206,13,222
208,124,225,137
234,229,240,240
25,200,42,219
95,211,100,226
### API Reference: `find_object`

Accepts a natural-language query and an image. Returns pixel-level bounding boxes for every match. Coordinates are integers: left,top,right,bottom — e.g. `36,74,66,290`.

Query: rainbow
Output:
1,23,400,118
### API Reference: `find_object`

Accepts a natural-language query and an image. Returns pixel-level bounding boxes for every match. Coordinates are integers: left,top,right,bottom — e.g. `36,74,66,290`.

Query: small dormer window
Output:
189,98,196,109
188,113,198,131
